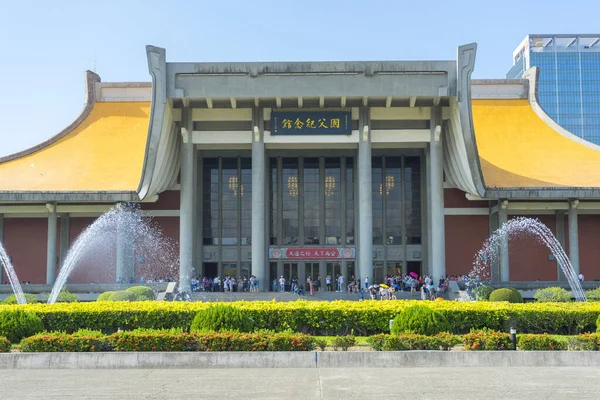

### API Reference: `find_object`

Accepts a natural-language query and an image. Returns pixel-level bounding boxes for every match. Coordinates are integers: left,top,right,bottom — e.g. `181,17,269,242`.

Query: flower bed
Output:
2,300,600,336
0,336,10,352
19,331,316,352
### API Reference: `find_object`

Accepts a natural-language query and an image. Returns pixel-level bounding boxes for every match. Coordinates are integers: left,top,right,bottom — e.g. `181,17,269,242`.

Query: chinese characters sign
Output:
271,111,351,135
269,247,356,260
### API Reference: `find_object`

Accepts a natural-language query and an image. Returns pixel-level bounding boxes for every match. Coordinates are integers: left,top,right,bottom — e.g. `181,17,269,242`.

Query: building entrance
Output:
204,263,218,279
304,262,319,286
283,262,298,291
326,262,341,291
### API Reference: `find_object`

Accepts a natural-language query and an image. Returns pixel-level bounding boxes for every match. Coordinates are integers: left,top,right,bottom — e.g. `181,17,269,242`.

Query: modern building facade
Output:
2,43,600,291
507,34,600,144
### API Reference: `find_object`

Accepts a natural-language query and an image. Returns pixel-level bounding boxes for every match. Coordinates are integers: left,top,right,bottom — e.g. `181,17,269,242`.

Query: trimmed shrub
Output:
390,305,450,336
54,290,79,303
517,333,566,350
20,332,111,352
463,329,512,350
19,331,316,352
125,286,155,301
96,292,114,302
0,309,44,343
596,314,600,333
0,336,10,352
586,287,600,301
367,333,458,351
331,335,356,351
3,300,600,336
489,288,523,303
190,304,254,333
3,293,39,304
107,291,136,302
473,285,494,301
109,332,199,352
314,338,327,351
568,334,600,351
534,287,571,303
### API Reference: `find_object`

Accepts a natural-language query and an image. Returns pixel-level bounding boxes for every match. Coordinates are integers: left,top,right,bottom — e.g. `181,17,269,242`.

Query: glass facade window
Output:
324,158,341,245
303,158,320,245
202,156,252,247
240,158,252,245
221,158,238,246
346,158,355,245
385,157,402,245
269,159,278,245
282,158,299,245
405,156,422,244
371,157,383,245
202,158,219,245
269,156,355,247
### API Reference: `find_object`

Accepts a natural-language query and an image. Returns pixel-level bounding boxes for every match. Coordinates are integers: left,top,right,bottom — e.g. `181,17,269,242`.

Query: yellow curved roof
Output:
0,102,150,192
472,99,600,188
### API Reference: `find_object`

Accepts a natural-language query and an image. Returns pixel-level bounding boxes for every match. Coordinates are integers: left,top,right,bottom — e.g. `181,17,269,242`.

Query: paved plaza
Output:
1,367,598,399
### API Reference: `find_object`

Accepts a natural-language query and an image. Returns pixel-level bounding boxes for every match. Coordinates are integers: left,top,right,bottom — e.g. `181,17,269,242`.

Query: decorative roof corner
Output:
137,46,168,200
0,70,101,164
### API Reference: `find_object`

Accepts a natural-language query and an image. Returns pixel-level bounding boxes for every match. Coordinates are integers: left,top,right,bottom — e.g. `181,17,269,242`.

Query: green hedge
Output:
0,309,44,343
0,336,10,352
391,305,450,335
125,286,155,301
517,333,566,350
2,293,39,304
534,287,571,303
20,331,316,352
463,330,513,350
367,333,461,351
489,288,524,303
3,300,600,336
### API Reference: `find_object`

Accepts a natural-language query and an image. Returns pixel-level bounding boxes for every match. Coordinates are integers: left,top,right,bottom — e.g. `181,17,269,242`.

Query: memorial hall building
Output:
1,43,600,290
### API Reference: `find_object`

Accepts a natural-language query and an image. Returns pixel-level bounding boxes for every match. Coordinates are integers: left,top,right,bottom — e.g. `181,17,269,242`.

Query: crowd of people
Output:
119,271,464,301
189,275,260,293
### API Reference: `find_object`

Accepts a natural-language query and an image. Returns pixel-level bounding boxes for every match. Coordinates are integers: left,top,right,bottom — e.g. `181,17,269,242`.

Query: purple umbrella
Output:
409,272,418,278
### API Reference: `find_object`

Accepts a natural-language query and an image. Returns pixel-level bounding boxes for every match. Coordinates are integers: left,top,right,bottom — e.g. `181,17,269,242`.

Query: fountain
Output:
0,243,26,305
469,217,586,302
48,205,177,304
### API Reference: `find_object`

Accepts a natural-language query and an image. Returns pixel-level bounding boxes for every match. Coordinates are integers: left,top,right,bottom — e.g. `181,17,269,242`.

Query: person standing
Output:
279,275,286,292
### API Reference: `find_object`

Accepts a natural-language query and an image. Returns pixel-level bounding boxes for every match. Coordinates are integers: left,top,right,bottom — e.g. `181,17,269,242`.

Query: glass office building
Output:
507,35,600,144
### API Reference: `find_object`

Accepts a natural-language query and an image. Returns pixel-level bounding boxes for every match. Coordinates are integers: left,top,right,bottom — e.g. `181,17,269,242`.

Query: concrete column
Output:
498,201,510,282
252,108,267,291
59,215,70,270
428,107,445,282
0,213,4,283
555,211,566,281
46,203,58,285
179,107,195,293
358,107,373,286
568,199,580,276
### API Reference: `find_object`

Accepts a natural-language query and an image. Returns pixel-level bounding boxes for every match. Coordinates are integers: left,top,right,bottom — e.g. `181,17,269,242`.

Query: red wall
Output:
141,190,180,210
445,215,490,277
578,215,600,281
508,215,557,281
3,218,51,284
444,188,488,209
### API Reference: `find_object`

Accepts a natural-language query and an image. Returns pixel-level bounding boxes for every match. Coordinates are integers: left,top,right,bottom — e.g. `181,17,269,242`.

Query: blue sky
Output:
1,0,599,156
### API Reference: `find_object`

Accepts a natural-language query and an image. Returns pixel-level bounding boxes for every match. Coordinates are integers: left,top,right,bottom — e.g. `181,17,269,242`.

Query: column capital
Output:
569,199,579,209
45,203,56,213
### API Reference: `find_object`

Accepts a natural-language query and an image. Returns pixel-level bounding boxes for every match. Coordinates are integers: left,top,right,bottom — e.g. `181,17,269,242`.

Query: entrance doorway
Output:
326,262,341,291
373,262,384,283
387,261,403,277
406,261,421,278
304,262,319,291
283,262,298,291
204,263,218,279
269,262,278,291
